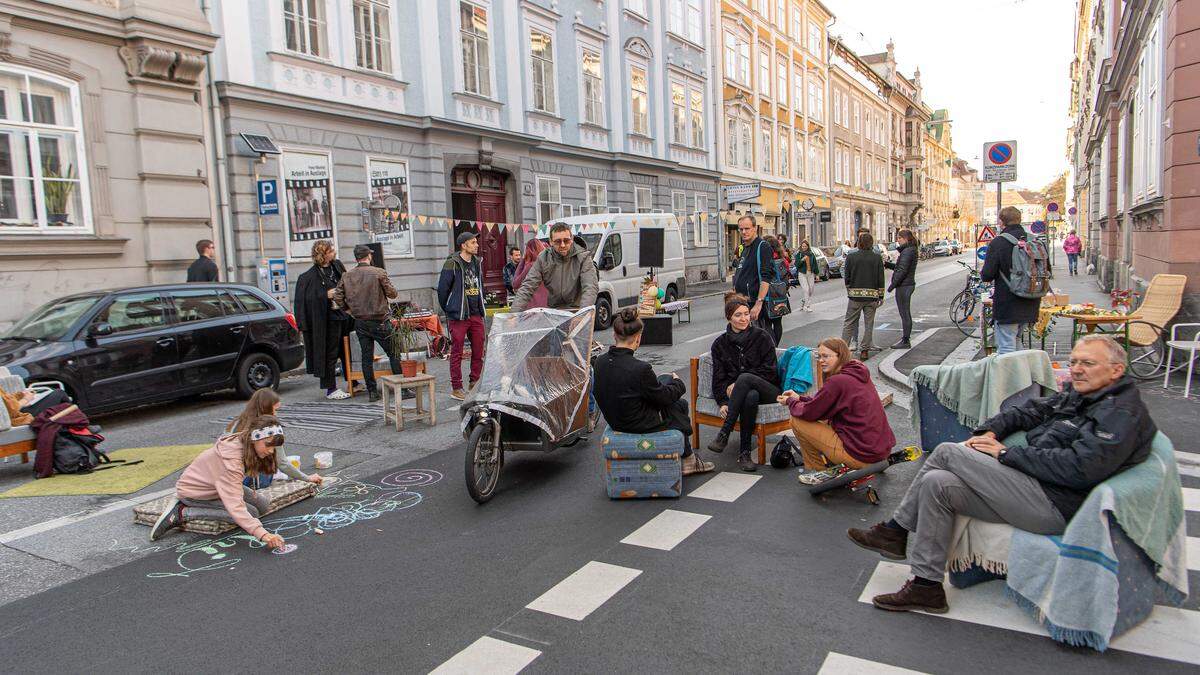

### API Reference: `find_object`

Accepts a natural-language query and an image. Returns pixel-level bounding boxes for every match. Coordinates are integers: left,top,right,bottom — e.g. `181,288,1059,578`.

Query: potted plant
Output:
388,305,424,378
42,164,76,225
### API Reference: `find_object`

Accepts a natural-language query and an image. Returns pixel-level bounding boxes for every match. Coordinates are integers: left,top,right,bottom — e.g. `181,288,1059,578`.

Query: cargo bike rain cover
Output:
461,307,595,442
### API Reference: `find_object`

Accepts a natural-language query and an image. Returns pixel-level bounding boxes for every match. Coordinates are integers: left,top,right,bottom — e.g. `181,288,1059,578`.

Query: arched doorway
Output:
451,167,510,299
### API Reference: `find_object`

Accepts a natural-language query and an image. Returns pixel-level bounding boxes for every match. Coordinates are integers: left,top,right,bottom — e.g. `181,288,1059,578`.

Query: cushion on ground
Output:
694,396,791,424
133,480,317,535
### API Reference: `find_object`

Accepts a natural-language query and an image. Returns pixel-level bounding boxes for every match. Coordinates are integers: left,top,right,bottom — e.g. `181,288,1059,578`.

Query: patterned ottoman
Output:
133,480,318,535
602,429,683,499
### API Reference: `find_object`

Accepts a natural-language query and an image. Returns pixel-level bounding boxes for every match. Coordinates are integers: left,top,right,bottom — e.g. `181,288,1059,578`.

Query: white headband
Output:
250,425,284,441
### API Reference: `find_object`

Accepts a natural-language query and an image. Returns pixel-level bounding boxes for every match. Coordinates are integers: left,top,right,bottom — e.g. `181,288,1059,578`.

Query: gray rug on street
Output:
212,401,382,432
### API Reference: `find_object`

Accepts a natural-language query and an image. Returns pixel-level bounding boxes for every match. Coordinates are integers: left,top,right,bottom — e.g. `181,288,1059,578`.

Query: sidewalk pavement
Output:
875,266,1199,460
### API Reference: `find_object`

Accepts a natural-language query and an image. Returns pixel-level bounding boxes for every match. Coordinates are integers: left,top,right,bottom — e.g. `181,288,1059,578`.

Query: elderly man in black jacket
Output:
847,335,1156,614
593,308,715,476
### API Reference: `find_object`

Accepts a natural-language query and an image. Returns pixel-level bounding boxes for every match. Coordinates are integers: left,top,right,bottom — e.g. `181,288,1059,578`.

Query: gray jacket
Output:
510,242,599,312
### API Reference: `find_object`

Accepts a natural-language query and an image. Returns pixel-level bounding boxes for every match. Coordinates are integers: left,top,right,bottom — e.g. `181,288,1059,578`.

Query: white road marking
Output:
860,562,1200,665
687,472,761,502
1184,487,1200,512
526,561,642,621
685,329,724,344
0,486,178,545
877,328,939,390
1187,537,1199,573
818,652,927,675
429,636,541,675
620,510,711,551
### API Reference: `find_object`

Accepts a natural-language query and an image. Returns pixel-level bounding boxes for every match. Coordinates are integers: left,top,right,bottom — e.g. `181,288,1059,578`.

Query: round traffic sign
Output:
1047,202,1059,212
988,143,1013,165
1068,206,1077,215
1031,221,1046,234
977,245,988,261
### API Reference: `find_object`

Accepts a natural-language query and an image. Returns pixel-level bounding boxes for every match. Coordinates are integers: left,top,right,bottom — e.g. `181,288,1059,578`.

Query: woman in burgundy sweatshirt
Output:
778,337,895,484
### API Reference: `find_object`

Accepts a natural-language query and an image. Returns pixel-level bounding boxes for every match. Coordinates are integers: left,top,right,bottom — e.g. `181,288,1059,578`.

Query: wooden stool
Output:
379,374,437,430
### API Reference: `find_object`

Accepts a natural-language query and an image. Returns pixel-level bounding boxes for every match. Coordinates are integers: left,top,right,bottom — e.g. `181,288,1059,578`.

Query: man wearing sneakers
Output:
846,336,1155,614
438,231,486,401
333,244,400,402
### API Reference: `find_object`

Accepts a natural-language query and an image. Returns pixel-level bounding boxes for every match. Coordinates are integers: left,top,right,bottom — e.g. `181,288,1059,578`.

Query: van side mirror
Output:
88,322,114,338
600,253,616,271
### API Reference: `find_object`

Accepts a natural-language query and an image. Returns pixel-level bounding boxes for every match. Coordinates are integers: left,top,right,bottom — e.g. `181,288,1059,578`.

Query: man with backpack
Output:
981,207,1048,354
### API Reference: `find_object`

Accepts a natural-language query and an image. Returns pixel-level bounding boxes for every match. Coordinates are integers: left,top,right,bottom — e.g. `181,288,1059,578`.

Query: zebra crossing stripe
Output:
429,636,541,675
620,510,711,551
1183,487,1199,512
818,652,927,674
525,561,642,621
1188,537,1199,573
687,472,761,502
860,562,1200,665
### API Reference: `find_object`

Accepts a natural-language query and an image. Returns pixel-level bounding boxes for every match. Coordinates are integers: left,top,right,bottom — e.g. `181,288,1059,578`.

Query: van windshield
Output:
578,233,602,253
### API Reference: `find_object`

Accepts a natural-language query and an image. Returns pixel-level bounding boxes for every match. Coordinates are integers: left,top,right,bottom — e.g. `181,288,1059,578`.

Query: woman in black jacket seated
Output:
706,293,781,472
885,228,918,349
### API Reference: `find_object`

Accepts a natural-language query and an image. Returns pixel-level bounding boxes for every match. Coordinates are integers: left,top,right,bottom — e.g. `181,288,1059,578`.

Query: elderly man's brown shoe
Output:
847,522,908,560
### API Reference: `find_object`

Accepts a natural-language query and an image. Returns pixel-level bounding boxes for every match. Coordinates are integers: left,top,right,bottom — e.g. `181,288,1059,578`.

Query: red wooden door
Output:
474,194,508,297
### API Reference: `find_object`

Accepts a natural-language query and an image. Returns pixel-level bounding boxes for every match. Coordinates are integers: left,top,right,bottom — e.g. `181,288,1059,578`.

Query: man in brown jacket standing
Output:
334,244,400,401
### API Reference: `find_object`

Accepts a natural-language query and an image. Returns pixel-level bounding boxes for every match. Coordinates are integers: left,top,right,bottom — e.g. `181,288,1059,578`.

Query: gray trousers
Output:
180,486,271,526
842,299,879,350
894,442,1066,581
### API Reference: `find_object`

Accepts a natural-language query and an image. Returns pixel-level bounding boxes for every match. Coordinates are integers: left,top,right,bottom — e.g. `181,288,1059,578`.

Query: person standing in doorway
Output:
187,239,218,282
885,229,918,349
333,244,400,402
731,215,775,337
793,239,819,312
842,231,885,361
1062,229,1082,276
295,240,354,400
438,231,487,401
503,247,521,298
981,207,1040,355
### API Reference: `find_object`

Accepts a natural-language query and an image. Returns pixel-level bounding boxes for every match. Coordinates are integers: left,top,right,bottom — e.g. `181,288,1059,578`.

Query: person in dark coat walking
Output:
885,229,918,349
981,207,1041,354
592,308,714,476
187,239,218,282
294,240,353,399
706,293,781,472
842,231,885,360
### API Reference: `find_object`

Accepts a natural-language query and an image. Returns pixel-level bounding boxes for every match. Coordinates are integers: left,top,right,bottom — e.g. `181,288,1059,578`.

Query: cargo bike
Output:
460,307,599,503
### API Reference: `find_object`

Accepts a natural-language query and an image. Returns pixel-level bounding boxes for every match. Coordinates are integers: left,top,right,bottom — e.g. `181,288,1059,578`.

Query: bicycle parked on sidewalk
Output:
949,260,992,337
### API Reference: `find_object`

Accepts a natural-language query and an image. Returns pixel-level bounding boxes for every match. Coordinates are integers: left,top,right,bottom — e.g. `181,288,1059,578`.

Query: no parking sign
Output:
982,140,1018,182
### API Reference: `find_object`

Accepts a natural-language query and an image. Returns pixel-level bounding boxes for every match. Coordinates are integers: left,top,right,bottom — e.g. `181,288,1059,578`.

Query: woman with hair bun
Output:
592,308,714,476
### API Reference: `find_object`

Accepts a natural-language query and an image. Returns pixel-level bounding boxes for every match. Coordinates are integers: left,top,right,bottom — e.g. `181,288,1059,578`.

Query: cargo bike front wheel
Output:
465,419,503,503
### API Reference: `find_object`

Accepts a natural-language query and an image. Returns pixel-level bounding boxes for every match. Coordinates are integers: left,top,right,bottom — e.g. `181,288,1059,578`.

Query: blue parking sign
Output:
257,179,279,215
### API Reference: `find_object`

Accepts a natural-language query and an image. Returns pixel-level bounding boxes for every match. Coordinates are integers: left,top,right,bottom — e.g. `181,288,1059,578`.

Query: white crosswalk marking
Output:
526,561,642,621
621,510,711,551
687,472,761,502
818,652,927,675
1183,487,1200,512
860,562,1200,665
429,636,541,675
1188,537,1199,573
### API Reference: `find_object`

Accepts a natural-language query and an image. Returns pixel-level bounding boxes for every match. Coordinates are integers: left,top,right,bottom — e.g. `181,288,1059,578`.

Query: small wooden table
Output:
379,374,437,431
1062,312,1140,364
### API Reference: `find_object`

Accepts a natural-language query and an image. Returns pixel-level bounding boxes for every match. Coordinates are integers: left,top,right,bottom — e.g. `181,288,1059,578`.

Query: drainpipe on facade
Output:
201,0,236,282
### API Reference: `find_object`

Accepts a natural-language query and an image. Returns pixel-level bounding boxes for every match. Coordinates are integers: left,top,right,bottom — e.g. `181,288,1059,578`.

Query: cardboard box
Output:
1042,292,1070,306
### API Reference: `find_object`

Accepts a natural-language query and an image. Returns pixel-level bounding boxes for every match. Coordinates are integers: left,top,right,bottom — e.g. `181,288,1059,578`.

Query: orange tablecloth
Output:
401,314,444,336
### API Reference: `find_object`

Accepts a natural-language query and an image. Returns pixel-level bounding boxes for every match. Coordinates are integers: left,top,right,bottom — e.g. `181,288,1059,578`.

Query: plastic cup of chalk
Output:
314,451,333,469
287,455,301,470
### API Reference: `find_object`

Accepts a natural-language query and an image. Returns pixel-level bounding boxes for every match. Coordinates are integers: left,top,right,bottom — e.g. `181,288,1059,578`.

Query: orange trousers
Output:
789,418,870,471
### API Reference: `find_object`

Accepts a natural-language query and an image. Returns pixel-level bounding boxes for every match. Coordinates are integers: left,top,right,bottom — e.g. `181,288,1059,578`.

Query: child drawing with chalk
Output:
150,415,289,550
227,389,324,488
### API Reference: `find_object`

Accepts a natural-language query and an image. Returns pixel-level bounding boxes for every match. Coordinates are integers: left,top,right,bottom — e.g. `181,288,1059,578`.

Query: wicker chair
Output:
1124,274,1187,379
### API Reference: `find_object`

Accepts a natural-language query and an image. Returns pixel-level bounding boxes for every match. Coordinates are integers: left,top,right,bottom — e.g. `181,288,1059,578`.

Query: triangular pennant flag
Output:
523,223,532,233
417,215,427,225
632,218,638,226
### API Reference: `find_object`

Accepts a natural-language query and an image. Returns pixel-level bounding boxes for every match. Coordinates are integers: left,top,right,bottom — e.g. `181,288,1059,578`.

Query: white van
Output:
543,212,687,328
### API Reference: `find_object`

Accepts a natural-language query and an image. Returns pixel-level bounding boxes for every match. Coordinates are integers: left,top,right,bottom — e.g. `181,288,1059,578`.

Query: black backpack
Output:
51,427,125,474
770,436,802,469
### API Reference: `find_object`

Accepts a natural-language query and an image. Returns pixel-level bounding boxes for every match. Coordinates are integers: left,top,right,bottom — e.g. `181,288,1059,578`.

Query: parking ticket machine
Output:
257,257,288,305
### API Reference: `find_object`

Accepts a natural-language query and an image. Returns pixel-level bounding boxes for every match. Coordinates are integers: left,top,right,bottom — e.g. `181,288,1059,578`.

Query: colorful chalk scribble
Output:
133,469,442,579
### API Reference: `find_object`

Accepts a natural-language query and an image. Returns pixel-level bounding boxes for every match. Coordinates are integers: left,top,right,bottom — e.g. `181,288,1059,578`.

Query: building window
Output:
586,182,608,213
353,0,391,72
761,122,772,174
672,190,686,215
669,0,703,44
634,185,653,212
694,194,709,246
726,116,738,167
841,94,848,128
368,158,412,257
807,21,821,57
833,147,842,184
284,0,326,57
795,132,805,180
852,99,860,133
460,2,491,97
1133,17,1161,201
530,29,556,113
0,68,91,233
537,176,561,225
690,89,704,147
832,89,841,125
671,83,687,144
739,118,753,169
724,32,750,85
777,58,788,107
793,70,803,114
630,64,649,135
779,131,789,178
791,2,803,41
808,79,822,122
626,0,648,17
758,47,771,96
581,50,604,125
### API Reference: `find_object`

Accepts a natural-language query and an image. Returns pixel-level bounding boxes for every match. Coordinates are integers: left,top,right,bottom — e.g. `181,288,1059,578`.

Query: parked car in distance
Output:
884,242,901,265
932,240,953,257
810,246,830,281
946,239,962,254
823,246,845,278
0,284,304,416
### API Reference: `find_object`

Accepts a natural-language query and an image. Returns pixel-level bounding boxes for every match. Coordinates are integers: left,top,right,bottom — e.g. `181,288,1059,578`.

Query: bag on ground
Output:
999,233,1051,299
52,426,111,474
770,436,802,468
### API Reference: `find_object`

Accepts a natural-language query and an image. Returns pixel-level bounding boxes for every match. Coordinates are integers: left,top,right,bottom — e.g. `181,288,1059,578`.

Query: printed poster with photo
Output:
370,159,413,258
283,151,334,259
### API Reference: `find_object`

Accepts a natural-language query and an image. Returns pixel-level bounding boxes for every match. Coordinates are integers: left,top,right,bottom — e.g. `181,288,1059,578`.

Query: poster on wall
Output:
369,159,413,258
283,151,334,259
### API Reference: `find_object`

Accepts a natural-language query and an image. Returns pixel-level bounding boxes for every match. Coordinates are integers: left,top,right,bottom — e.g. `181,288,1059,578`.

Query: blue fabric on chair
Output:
777,345,815,394
602,429,684,499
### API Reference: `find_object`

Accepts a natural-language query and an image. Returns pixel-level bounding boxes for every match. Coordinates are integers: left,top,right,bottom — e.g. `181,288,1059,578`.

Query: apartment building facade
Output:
207,0,723,310
923,109,954,242
715,0,832,265
827,39,890,247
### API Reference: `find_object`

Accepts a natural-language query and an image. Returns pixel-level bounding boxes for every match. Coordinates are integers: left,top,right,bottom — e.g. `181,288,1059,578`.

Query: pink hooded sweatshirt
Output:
1062,234,1082,254
176,435,268,540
